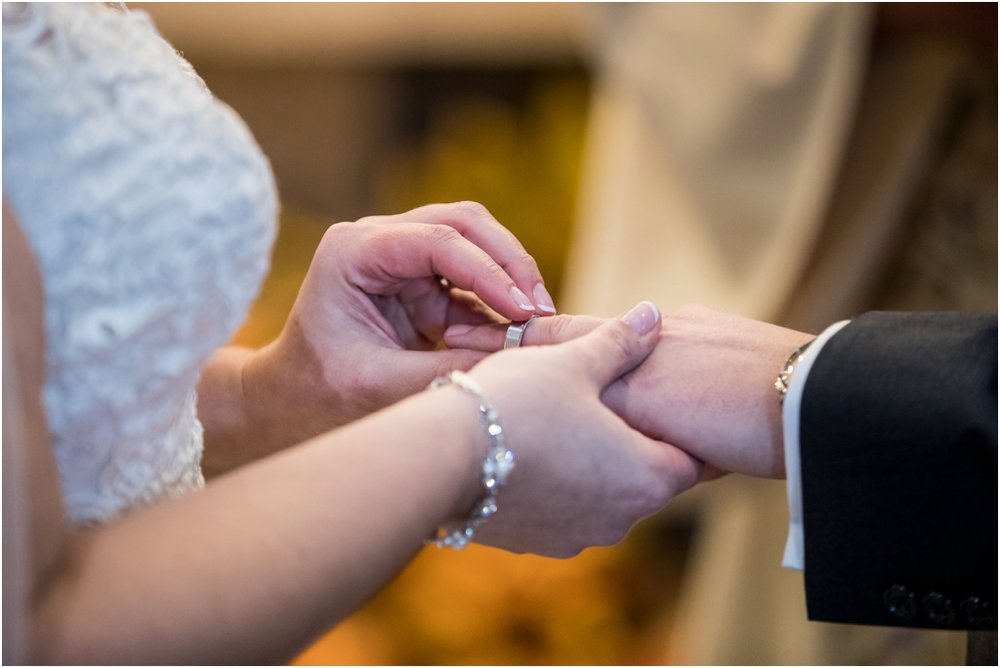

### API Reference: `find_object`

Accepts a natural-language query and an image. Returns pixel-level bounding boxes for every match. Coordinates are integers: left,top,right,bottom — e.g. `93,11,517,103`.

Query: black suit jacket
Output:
799,311,997,631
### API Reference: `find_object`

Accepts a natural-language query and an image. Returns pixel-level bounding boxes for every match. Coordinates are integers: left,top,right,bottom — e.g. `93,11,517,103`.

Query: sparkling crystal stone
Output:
492,450,515,484
488,423,503,436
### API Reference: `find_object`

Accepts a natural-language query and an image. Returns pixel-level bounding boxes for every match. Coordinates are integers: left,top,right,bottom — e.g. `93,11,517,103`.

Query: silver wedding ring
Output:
504,315,537,349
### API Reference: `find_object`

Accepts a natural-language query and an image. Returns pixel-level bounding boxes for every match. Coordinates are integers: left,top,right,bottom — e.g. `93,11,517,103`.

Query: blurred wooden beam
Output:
139,3,585,67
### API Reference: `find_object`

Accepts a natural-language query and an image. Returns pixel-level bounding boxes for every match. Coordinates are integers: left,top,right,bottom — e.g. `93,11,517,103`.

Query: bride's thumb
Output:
563,301,661,388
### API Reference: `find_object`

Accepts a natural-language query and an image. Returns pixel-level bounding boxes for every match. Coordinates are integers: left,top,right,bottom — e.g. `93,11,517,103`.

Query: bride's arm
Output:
3,202,66,664
3,207,478,663
197,201,556,476
5,212,701,664
22,391,484,664
3,217,474,662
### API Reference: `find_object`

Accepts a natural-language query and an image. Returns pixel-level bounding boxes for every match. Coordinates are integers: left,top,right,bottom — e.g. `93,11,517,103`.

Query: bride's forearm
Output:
196,346,258,476
33,388,481,665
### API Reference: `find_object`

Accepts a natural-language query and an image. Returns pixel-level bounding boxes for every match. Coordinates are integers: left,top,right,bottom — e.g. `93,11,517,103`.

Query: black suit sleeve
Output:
799,311,997,630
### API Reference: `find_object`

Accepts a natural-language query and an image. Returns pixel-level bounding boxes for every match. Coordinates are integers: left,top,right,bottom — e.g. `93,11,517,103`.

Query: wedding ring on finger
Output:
504,315,538,349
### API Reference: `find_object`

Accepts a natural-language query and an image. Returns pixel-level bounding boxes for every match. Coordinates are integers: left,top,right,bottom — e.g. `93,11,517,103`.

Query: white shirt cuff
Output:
782,320,850,570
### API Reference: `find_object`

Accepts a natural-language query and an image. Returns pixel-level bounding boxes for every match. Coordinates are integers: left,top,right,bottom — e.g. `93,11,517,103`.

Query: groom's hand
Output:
445,305,814,479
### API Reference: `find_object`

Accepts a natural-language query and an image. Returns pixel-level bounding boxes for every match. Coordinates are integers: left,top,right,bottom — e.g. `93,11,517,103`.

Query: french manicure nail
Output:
623,300,660,335
510,286,535,312
532,283,557,314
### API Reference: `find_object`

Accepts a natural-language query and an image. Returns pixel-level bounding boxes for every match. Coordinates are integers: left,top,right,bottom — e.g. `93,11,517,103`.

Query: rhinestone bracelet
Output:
426,370,515,549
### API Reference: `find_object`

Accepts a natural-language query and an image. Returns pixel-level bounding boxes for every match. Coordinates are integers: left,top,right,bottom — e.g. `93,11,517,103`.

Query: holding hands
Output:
206,200,803,556
249,200,806,553
456,303,704,557
447,304,813,480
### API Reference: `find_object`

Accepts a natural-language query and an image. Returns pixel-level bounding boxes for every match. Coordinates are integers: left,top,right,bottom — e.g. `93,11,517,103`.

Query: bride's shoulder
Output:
3,3,189,73
3,3,129,46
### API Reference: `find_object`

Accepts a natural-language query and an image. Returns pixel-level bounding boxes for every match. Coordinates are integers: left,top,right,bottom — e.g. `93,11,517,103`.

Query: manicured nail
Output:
532,283,557,314
445,324,474,338
623,300,660,335
510,286,535,312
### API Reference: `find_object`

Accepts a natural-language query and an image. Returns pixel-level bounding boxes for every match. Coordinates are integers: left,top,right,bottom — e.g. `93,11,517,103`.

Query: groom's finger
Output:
444,313,605,352
395,282,506,344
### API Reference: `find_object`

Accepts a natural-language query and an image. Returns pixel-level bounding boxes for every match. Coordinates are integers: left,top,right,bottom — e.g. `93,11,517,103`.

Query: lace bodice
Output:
2,3,277,524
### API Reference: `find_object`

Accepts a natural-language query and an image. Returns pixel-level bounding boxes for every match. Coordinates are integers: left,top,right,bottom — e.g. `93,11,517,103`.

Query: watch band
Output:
775,339,816,404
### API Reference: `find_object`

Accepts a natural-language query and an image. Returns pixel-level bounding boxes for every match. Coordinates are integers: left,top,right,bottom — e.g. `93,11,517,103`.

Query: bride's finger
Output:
347,221,537,322
359,201,557,315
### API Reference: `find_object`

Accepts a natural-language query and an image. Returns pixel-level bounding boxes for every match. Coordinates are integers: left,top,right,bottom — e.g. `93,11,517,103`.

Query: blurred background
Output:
143,3,996,664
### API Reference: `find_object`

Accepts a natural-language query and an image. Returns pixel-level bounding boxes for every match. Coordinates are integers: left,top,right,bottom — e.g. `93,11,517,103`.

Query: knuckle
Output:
545,314,578,342
425,223,462,247
644,475,674,513
614,463,672,525
316,222,358,263
360,226,399,257
542,314,603,345
637,456,675,513
514,248,540,272
452,200,492,221
476,260,509,287
354,212,393,226
322,221,351,243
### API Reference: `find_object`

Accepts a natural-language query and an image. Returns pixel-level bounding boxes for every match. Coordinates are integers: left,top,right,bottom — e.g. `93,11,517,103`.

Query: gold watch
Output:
775,339,815,404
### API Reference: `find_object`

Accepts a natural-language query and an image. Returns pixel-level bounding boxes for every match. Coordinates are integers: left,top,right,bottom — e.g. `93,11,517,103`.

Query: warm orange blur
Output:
145,3,996,665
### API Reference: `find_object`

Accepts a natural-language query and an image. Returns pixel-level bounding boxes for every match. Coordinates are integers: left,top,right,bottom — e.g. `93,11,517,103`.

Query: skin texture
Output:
3,202,701,664
445,304,816,479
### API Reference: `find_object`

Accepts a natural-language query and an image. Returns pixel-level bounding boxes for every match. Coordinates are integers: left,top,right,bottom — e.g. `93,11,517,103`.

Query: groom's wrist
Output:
759,329,817,479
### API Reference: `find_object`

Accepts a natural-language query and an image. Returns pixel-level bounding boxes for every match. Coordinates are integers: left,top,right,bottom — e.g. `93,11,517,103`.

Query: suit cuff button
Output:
960,597,993,626
884,584,918,620
922,592,956,625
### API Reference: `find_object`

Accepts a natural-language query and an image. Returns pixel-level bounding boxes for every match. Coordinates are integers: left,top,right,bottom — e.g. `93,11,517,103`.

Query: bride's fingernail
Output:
445,324,474,338
623,301,660,334
532,283,557,314
510,286,536,312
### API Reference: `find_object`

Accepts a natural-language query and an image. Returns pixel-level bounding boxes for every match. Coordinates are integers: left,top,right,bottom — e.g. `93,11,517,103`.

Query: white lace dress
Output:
2,3,278,525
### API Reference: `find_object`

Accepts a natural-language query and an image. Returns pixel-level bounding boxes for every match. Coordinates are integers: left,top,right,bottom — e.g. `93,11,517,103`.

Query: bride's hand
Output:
451,302,703,557
246,201,557,447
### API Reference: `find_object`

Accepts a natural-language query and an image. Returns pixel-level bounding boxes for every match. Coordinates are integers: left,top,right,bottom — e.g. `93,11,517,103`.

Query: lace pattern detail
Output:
3,3,278,524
